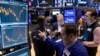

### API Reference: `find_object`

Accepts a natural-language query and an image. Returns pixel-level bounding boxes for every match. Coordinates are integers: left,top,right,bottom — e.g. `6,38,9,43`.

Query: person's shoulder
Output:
32,25,39,30
72,41,88,56
55,40,64,47
94,27,100,33
55,39,62,43
31,25,39,35
72,40,86,51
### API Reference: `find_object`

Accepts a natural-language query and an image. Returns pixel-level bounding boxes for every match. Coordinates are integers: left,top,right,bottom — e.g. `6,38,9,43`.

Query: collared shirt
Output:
63,38,77,56
57,22,64,32
65,38,77,49
87,20,96,26
63,49,70,56
57,23,61,32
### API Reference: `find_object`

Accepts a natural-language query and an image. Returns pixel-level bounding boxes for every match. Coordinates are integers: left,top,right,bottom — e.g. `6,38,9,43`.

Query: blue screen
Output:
1,24,28,48
64,17,75,23
64,10,76,16
64,9,76,23
0,2,28,50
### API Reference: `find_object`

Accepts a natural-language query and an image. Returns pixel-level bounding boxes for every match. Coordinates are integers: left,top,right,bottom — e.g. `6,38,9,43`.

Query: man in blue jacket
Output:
38,24,88,56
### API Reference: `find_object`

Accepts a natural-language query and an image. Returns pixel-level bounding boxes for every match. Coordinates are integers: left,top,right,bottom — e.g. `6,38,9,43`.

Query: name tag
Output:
81,28,83,30
87,28,92,32
63,49,70,56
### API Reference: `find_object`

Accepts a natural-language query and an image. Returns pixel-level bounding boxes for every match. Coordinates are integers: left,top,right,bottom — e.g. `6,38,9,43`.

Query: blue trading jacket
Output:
45,38,88,56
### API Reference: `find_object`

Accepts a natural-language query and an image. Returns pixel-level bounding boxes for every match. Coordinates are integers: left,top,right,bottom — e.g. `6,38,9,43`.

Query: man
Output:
77,18,85,37
51,14,64,32
50,14,64,41
38,24,88,56
31,16,54,56
82,9,100,56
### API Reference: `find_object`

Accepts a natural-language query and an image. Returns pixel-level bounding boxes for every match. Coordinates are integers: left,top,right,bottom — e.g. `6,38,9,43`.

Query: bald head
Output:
57,14,64,24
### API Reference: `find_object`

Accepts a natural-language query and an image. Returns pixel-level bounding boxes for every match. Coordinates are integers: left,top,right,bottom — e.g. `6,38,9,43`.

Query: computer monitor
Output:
64,10,76,16
64,9,76,24
64,17,76,23
0,2,28,50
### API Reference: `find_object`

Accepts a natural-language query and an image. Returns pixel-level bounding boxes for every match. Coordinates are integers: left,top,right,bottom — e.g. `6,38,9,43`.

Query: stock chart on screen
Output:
0,3,28,23
0,2,28,50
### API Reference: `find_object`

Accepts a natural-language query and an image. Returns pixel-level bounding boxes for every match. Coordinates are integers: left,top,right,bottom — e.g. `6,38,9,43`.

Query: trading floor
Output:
0,0,100,56
29,22,100,56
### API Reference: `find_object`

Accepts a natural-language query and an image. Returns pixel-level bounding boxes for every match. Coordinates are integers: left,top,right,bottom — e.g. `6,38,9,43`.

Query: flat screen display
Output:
64,10,76,16
64,17,75,23
0,2,28,50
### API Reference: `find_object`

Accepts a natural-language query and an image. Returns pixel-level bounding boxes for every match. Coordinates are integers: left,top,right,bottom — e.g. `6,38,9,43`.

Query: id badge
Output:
87,28,92,32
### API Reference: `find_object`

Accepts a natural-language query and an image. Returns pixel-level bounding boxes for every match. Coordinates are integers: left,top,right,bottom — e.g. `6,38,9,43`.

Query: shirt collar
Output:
88,20,96,26
65,38,77,49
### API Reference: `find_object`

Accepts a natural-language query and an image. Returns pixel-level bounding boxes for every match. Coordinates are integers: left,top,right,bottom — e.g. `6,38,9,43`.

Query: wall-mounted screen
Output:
64,9,76,24
0,2,28,50
64,17,75,23
64,10,76,16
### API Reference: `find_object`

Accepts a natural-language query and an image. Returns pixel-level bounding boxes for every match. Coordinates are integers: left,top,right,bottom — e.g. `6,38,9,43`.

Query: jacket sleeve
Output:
44,37,59,49
74,52,88,56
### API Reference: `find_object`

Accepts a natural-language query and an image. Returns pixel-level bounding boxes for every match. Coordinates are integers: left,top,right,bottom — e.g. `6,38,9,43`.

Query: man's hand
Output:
38,30,46,39
49,30,57,37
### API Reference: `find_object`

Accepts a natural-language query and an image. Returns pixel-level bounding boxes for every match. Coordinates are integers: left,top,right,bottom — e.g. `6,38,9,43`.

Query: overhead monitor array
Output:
64,9,76,24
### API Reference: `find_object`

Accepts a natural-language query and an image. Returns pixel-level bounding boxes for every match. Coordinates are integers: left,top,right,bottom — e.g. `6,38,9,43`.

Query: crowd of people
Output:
30,8,100,56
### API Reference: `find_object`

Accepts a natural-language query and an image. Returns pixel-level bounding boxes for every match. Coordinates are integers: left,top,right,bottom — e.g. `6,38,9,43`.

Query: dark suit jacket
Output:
51,23,61,41
31,25,54,56
45,38,88,56
51,22,58,31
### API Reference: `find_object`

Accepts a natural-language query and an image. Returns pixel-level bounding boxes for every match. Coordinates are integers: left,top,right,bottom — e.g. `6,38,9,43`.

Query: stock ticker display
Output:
0,3,28,23
2,24,28,48
0,2,28,50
